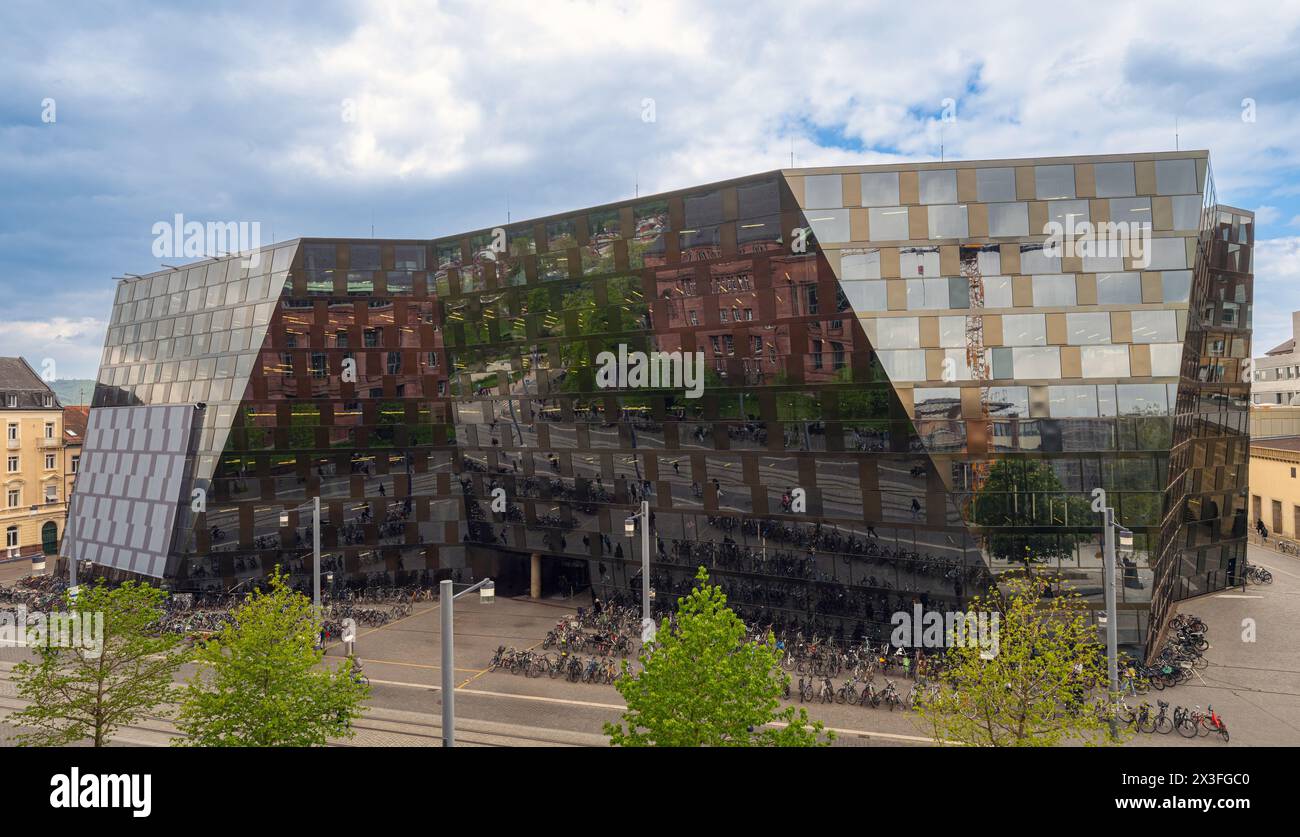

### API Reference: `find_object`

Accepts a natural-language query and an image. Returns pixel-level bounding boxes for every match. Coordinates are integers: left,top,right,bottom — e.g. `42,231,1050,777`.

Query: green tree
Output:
174,568,368,747
605,566,833,747
9,580,187,747
969,458,1093,565
914,573,1122,747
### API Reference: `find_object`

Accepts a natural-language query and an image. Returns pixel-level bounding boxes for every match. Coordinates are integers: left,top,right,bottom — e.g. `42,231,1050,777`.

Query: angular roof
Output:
0,357,59,409
63,405,90,443
1266,338,1296,356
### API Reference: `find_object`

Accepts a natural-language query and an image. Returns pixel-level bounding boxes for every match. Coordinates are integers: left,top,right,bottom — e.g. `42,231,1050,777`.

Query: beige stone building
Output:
1,358,67,564
1249,436,1300,541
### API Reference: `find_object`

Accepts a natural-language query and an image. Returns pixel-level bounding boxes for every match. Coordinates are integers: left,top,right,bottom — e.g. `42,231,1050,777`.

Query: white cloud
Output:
0,317,108,381
1252,236,1300,354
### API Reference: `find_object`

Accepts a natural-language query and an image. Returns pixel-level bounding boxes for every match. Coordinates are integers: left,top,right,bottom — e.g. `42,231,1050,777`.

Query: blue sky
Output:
2,0,1299,378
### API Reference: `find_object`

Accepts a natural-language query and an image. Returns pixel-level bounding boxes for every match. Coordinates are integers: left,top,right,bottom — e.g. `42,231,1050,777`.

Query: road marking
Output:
353,657,481,674
363,676,942,743
1214,594,1263,599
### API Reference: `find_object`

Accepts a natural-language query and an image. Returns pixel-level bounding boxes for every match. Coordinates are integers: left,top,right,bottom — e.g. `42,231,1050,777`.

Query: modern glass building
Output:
63,151,1253,657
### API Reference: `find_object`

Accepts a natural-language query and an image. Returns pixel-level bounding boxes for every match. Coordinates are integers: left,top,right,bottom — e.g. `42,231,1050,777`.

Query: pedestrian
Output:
592,595,603,615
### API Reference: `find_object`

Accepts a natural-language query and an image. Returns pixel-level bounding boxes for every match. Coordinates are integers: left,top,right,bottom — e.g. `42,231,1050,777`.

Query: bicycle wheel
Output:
1176,717,1199,738
1154,716,1173,734
1138,715,1156,734
1259,570,1273,584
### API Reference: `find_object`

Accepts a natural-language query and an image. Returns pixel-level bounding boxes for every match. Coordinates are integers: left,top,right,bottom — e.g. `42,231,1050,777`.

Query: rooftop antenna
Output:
507,194,511,224
940,124,944,162
635,172,639,198
370,208,375,238
1175,116,1180,151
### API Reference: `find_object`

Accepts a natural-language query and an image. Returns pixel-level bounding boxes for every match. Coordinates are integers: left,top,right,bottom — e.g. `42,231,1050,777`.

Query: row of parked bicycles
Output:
490,646,626,684
1125,613,1209,691
1097,698,1230,742
792,675,936,711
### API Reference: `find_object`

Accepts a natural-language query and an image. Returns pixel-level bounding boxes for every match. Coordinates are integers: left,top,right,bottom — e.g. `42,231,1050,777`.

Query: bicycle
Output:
1201,704,1229,742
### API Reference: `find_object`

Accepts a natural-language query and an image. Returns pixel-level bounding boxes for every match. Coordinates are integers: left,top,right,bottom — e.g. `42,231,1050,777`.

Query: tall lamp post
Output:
440,577,494,747
624,499,655,643
1099,505,1132,739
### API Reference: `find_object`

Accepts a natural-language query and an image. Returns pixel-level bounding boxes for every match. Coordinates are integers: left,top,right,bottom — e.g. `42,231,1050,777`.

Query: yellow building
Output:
1,358,67,565
1249,435,1300,542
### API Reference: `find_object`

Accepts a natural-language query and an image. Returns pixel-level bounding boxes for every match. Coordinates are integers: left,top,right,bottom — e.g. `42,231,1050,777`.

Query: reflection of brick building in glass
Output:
64,152,1252,658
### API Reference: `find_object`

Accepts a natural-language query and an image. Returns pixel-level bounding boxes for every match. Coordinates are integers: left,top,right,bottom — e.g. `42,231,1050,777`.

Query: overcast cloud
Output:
2,0,1298,376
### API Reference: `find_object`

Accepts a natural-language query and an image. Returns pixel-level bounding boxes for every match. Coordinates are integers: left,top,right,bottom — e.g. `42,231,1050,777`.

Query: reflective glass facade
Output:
66,151,1252,658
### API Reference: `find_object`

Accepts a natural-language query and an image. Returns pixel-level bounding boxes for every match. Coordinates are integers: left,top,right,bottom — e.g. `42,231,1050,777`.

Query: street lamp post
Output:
439,576,494,747
624,499,654,642
1099,505,1131,739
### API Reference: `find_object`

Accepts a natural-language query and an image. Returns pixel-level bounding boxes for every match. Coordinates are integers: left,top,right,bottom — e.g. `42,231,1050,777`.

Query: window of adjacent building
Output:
900,247,940,277
840,281,887,312
1130,310,1178,343
1171,195,1203,231
860,172,900,207
841,249,881,280
983,275,1014,308
44,453,55,470
987,385,1029,416
350,244,381,271
987,202,1029,237
1081,345,1131,378
807,209,849,243
44,423,54,439
1093,162,1136,198
876,317,920,349
1048,199,1090,229
1066,312,1111,344
1032,275,1077,306
803,174,843,209
44,483,57,504
927,204,968,239
868,207,909,241
1003,314,1047,346
876,349,926,381
1096,272,1142,304
918,170,957,205
4,395,15,408
1083,254,1125,273
991,347,1014,378
393,245,426,271
1035,165,1075,200
939,316,967,348
976,167,1016,203
6,423,15,441
71,455,79,474
1149,343,1183,377
1155,159,1198,195
1012,347,1060,378
1049,385,1099,417
1117,383,1168,415
905,277,952,310
1019,244,1060,274
6,456,16,473
7,488,18,508
5,525,17,554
